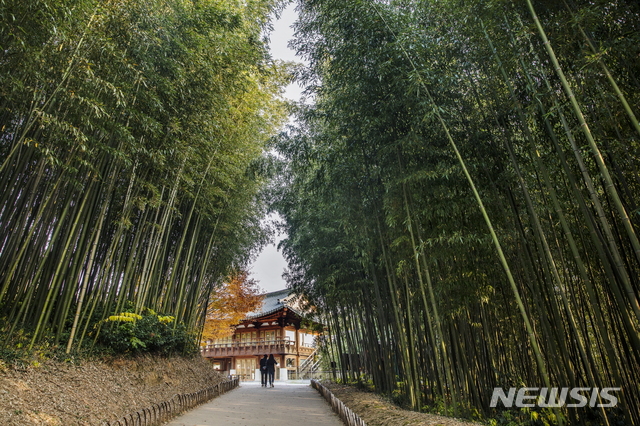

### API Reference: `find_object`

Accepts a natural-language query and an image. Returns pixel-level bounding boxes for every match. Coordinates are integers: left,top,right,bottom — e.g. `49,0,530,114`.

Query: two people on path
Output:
259,354,278,387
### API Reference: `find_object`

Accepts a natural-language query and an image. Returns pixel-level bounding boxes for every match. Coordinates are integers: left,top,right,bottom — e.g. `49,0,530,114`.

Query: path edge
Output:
311,379,367,426
102,377,239,426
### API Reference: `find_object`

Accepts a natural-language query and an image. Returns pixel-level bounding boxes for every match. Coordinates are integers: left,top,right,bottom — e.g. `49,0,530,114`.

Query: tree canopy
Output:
201,270,264,341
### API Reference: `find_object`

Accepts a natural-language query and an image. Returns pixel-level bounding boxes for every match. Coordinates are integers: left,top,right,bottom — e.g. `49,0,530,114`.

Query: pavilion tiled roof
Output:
244,288,305,320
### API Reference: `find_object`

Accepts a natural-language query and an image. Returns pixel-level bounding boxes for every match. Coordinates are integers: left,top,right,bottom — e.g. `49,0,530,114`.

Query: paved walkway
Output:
164,381,344,426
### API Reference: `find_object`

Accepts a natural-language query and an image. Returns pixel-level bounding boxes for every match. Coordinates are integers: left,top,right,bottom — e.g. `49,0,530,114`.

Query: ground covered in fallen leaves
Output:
323,382,483,426
0,355,225,425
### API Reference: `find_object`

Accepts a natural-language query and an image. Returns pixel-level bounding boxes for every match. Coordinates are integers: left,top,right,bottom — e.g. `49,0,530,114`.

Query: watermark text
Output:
490,387,621,408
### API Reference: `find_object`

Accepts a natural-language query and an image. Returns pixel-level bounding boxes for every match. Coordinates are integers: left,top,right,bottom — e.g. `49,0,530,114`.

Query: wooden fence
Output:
102,377,239,426
311,379,367,426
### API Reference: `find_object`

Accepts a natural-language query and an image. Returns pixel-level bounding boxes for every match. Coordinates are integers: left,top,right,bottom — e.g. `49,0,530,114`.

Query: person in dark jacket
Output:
266,354,278,387
259,354,268,387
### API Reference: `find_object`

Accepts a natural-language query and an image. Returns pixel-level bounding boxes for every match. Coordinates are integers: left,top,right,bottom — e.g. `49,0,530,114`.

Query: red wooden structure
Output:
201,289,321,380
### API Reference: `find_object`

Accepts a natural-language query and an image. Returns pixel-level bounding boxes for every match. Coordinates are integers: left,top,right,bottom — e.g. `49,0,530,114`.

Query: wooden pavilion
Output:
201,289,322,381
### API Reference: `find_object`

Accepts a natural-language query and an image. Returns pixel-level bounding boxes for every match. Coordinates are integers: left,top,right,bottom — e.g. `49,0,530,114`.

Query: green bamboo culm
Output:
276,0,640,424
525,0,640,323
0,0,288,354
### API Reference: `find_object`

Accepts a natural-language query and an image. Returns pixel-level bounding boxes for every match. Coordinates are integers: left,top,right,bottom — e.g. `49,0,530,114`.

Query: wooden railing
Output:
201,338,315,357
298,347,318,371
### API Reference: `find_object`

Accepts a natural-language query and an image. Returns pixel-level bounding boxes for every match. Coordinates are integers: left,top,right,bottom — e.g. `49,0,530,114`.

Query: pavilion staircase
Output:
297,347,322,379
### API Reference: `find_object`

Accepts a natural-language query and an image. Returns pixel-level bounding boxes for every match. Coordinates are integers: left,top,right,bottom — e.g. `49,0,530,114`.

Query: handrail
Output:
310,358,322,371
202,338,295,350
298,347,318,372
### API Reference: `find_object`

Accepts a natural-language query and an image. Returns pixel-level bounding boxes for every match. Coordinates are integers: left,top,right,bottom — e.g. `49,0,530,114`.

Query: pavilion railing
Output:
201,338,316,357
202,337,294,349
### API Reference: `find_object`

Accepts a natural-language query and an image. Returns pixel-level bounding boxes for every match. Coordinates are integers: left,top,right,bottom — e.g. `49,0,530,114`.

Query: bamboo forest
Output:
0,0,288,353
1,0,639,425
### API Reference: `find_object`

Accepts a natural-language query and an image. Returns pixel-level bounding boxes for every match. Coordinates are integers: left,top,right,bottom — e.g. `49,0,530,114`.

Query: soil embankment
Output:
323,382,482,426
0,355,225,425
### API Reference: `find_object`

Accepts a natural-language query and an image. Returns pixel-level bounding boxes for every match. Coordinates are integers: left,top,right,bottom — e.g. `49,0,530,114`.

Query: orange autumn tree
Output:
202,270,264,342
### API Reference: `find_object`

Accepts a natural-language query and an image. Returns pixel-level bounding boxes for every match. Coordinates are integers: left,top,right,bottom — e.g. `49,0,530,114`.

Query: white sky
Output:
248,3,301,293
269,3,304,102
248,213,288,293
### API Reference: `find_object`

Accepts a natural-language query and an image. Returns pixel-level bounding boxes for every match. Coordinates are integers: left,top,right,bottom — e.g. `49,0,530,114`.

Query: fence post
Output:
310,379,367,426
106,378,239,426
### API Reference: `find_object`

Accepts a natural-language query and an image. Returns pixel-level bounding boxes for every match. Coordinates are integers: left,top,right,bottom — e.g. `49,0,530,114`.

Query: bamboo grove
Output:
0,0,289,353
275,0,640,424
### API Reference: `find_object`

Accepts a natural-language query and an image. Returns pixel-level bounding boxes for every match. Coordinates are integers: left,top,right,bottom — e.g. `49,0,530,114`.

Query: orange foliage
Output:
201,270,264,342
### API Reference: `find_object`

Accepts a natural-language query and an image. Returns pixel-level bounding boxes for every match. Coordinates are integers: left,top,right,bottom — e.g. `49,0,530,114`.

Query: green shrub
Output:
96,307,197,356
487,407,561,426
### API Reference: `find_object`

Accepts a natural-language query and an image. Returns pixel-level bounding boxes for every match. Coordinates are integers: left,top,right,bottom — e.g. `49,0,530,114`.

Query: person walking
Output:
259,354,268,387
266,354,278,387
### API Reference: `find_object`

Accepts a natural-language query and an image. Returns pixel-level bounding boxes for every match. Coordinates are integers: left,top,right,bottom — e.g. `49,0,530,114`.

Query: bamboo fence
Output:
103,377,239,426
311,379,366,426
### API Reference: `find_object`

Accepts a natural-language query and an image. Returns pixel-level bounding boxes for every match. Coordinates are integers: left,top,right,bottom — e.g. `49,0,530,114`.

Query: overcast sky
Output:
248,3,301,294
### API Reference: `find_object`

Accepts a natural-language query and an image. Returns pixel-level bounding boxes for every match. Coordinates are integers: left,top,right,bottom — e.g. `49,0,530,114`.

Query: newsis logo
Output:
490,387,621,408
